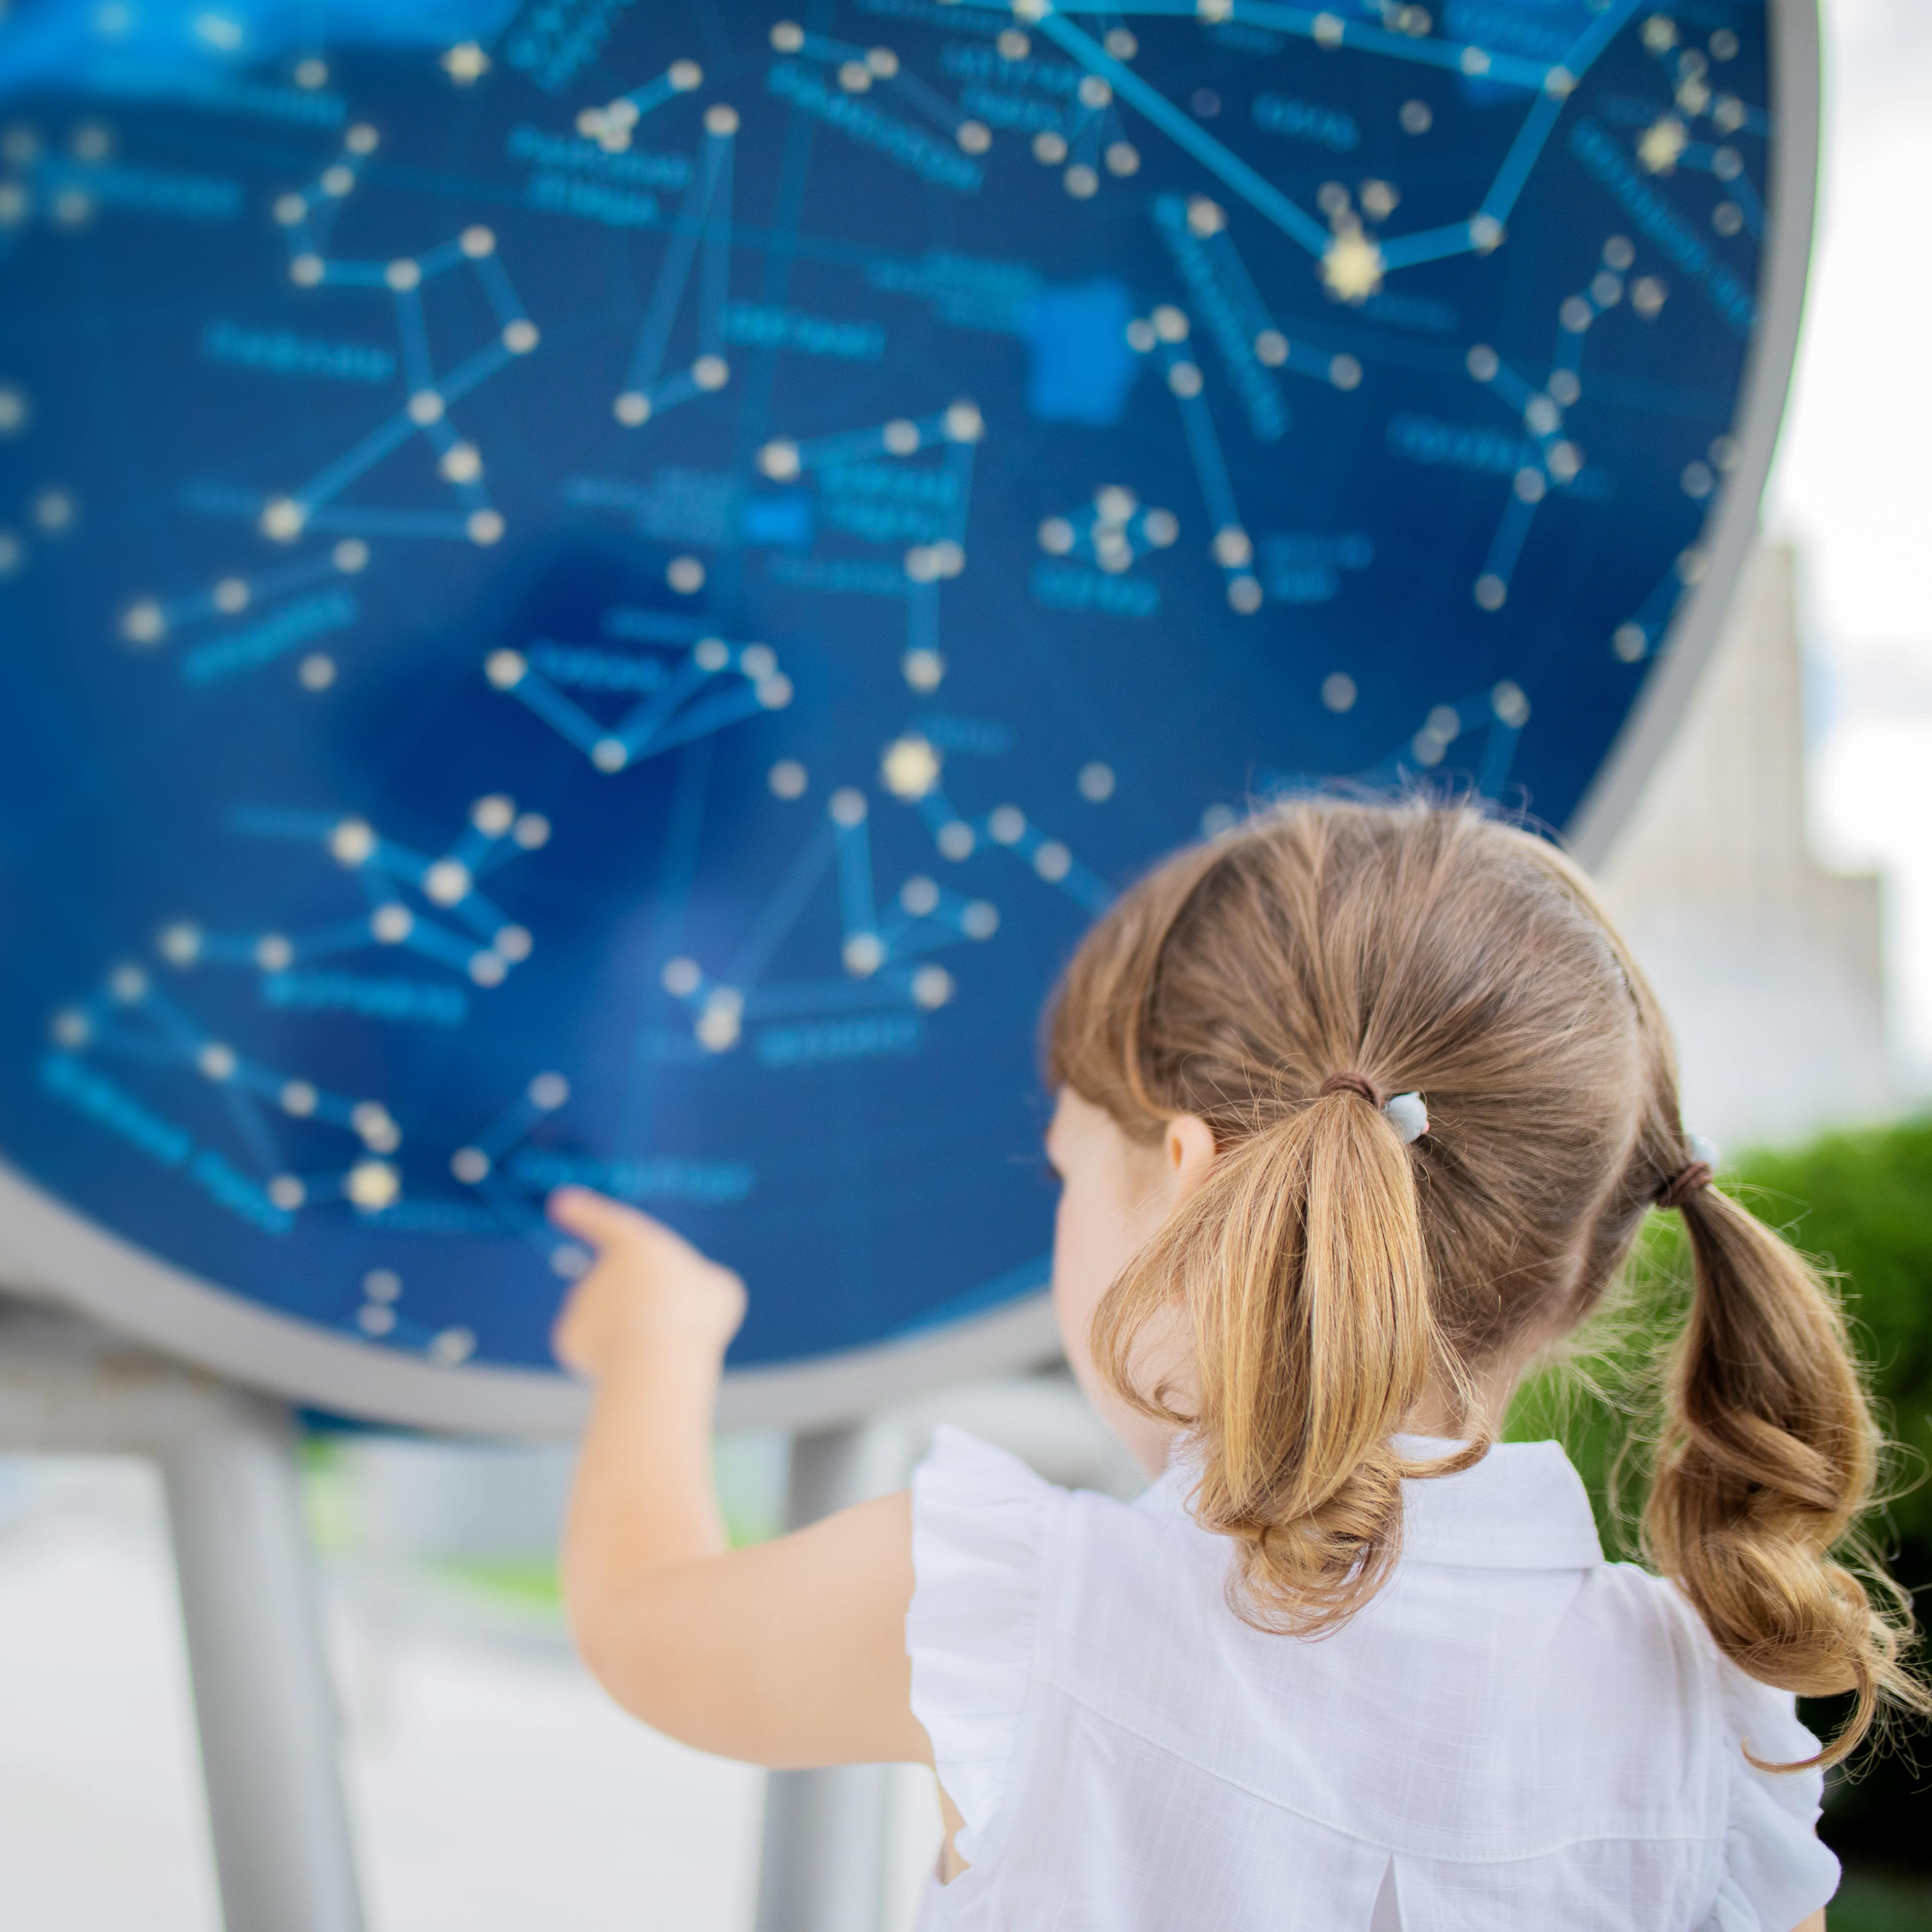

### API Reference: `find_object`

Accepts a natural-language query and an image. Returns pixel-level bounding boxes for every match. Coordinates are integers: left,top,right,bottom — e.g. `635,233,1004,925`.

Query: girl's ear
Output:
1164,1115,1218,1202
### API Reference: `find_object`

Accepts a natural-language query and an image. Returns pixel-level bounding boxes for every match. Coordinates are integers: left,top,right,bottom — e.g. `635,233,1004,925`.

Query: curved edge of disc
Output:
0,1157,1059,1435
1565,0,1820,870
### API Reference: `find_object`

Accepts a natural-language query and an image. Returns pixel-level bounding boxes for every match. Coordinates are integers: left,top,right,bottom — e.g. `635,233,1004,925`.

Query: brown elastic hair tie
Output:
1317,1072,1381,1107
1656,1162,1714,1210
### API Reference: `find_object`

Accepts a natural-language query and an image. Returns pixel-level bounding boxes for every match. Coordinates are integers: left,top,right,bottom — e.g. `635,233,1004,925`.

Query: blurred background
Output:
1,0,1928,1925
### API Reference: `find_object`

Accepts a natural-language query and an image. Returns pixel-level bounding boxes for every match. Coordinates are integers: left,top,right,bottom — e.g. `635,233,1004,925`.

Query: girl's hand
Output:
548,1187,747,1380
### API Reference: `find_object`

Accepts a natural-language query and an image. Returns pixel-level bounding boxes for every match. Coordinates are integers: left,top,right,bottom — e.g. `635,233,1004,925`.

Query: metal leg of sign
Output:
160,1397,366,1932
753,1422,896,1932
0,1301,366,1932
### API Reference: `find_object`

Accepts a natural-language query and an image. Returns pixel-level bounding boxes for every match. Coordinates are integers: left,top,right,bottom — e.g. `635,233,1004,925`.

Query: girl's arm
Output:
550,1187,932,1770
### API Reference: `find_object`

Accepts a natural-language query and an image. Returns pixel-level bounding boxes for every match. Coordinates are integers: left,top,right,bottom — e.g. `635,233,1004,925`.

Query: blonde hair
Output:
1045,795,1926,1766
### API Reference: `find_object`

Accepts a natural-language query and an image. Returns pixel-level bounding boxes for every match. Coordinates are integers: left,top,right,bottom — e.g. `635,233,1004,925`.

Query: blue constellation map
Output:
0,0,1786,1412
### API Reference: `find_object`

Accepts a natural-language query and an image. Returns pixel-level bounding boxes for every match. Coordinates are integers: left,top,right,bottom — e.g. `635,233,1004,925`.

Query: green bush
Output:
1506,1113,1932,1878
1744,1118,1932,1551
1826,1869,1932,1932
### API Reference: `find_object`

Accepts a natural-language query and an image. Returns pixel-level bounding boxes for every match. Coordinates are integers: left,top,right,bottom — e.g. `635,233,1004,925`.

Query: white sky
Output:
1765,0,1932,1076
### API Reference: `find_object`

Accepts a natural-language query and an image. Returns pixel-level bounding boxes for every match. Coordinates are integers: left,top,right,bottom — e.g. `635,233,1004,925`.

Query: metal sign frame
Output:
1567,0,1819,866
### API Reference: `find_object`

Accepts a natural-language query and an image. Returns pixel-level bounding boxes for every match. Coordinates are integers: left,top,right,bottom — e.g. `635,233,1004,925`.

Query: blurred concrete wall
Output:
335,1370,1136,1566
1598,542,1894,1151
344,1438,579,1561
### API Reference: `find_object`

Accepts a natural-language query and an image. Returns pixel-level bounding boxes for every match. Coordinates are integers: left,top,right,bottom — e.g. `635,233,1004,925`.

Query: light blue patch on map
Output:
739,490,814,551
1021,278,1139,428
0,0,522,99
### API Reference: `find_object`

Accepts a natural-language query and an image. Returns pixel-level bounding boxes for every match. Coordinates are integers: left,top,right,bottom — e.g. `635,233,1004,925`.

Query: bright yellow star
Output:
442,41,490,83
1637,115,1688,175
1321,231,1385,304
881,735,942,800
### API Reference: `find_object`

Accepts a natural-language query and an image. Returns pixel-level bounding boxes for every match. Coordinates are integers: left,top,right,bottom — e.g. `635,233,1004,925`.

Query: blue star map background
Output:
0,0,1776,1383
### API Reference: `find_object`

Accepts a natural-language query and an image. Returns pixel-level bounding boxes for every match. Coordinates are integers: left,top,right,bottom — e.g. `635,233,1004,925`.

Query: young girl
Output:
549,796,1924,1929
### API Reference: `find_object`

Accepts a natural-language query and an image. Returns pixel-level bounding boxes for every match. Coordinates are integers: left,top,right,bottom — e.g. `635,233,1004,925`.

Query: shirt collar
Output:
1147,1436,1605,1571
1394,1435,1605,1569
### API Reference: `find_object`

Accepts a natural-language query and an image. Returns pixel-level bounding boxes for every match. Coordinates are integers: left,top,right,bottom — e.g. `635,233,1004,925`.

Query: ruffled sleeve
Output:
1700,1662,1840,1931
907,1424,1059,1861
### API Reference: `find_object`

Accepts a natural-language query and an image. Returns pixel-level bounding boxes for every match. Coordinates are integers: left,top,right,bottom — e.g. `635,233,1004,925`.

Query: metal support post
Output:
753,1423,895,1932
0,1301,366,1932
160,1393,366,1932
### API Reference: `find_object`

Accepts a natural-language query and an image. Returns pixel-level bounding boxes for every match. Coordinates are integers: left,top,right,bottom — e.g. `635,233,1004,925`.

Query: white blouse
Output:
907,1427,1838,1932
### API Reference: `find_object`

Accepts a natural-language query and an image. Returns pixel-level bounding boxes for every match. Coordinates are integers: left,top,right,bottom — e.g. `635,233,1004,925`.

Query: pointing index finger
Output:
546,1187,705,1265
547,1186,653,1241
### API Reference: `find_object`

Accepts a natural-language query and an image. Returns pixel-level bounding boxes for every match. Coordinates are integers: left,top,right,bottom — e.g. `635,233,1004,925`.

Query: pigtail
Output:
1644,1174,1929,1766
1094,1082,1478,1637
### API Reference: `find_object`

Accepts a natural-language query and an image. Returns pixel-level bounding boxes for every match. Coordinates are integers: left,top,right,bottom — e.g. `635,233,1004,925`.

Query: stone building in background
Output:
1596,542,1895,1153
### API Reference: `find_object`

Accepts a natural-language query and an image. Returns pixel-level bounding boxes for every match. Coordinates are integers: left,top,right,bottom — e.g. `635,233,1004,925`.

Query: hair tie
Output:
1656,1162,1713,1210
1317,1072,1380,1106
1317,1074,1430,1145
1656,1132,1719,1210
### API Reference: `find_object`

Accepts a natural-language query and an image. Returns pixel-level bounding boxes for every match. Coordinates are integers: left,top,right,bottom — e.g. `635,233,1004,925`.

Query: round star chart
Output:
0,0,1814,1429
